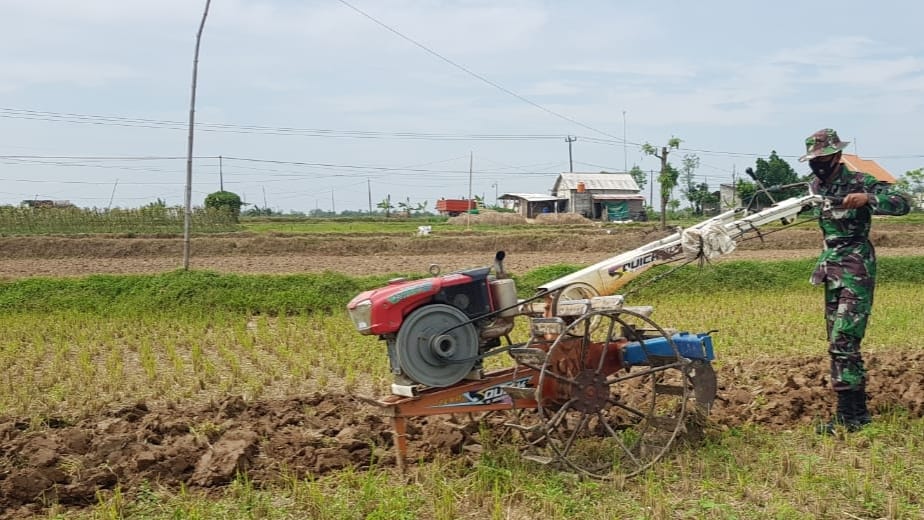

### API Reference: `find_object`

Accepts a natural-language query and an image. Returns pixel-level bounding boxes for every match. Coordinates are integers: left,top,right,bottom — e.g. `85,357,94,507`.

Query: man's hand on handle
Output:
841,193,872,209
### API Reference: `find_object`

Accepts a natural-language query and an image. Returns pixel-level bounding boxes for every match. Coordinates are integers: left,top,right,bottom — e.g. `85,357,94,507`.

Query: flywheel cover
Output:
395,304,479,387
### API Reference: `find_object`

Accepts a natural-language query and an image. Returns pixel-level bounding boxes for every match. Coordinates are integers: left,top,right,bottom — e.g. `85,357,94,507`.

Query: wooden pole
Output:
467,151,473,229
183,0,211,271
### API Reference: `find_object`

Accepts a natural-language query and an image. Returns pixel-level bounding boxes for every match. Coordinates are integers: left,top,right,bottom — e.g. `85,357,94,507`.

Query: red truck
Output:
435,198,476,216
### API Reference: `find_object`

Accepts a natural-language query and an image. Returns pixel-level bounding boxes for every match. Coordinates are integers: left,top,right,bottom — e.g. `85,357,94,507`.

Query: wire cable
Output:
335,0,633,145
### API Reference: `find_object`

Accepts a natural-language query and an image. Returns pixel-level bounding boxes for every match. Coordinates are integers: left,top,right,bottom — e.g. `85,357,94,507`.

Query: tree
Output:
745,151,802,208
736,179,757,208
897,168,924,211
244,205,276,217
628,165,647,191
678,154,703,213
685,182,711,215
204,190,243,221
901,168,924,193
397,197,423,217
395,200,432,216
376,195,394,217
642,137,682,228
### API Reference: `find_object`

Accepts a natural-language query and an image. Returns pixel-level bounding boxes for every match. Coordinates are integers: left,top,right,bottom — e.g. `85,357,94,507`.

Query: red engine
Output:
346,252,518,389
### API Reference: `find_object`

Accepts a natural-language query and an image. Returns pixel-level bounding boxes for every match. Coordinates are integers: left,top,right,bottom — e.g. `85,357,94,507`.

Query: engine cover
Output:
347,266,495,336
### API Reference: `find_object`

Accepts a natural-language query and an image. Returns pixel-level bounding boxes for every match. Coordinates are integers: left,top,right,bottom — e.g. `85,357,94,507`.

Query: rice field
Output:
2,258,924,519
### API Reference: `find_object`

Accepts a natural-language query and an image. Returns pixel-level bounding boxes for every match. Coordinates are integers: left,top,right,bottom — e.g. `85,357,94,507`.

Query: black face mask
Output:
809,155,839,177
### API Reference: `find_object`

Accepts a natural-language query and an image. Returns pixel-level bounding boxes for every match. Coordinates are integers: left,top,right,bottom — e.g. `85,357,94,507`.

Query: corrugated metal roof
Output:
841,154,897,183
498,193,563,202
554,172,640,192
592,194,645,201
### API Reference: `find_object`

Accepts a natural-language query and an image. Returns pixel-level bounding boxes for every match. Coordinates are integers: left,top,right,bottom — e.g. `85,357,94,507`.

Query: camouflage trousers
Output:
824,285,873,392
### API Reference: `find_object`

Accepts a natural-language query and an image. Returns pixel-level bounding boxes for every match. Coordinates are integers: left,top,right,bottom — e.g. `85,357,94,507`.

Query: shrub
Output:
204,191,243,221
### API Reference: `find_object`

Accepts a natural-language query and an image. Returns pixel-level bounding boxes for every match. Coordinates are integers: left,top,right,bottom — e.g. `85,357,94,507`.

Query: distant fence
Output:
0,206,240,235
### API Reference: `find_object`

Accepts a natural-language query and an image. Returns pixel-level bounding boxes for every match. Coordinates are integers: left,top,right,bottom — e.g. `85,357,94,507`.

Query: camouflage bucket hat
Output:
799,128,850,162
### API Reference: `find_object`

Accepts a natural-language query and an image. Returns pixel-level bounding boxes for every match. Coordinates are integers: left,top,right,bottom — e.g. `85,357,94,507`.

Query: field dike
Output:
7,225,922,259
2,225,923,263
2,350,924,514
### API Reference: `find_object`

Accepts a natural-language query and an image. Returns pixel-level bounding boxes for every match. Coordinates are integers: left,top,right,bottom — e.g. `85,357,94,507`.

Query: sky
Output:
2,0,923,213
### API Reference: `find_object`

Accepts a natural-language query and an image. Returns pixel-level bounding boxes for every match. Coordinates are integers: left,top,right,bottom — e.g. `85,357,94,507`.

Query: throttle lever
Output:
821,196,848,219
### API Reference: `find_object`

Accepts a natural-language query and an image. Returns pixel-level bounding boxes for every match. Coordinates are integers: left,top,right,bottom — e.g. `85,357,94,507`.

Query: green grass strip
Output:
0,270,397,316
2,256,922,317
627,256,924,298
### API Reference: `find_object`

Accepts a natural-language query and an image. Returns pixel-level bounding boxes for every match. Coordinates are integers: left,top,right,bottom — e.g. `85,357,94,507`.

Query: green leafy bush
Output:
204,191,243,221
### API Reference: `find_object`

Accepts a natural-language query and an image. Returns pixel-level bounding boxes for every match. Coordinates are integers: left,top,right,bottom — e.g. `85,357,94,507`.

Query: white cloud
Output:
770,36,879,65
801,57,924,88
2,1,924,211
521,80,589,97
3,61,139,90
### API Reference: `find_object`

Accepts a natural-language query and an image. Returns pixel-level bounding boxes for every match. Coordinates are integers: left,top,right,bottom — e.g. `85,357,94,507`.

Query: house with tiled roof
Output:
841,154,897,184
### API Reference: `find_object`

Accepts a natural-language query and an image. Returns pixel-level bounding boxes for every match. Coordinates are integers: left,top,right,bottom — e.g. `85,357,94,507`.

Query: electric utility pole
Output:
367,178,373,214
467,151,473,229
183,0,211,271
565,136,577,172
649,170,654,207
622,110,628,173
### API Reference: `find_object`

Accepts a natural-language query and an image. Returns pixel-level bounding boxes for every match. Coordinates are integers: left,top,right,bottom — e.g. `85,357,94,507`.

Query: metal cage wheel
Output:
532,308,694,480
443,408,547,455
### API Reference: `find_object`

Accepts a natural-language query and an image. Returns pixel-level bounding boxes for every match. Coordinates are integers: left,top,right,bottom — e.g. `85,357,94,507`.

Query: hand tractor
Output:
348,188,830,479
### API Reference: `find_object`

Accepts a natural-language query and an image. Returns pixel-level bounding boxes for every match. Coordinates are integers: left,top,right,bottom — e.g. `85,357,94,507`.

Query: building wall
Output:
719,185,740,210
571,192,593,217
605,199,645,220
563,189,643,220
513,202,530,218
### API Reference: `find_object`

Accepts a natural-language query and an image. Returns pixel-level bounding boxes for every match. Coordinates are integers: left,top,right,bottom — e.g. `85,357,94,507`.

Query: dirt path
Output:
3,247,924,279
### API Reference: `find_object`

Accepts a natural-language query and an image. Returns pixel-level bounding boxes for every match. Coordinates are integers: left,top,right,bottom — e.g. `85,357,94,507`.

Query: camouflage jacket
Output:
809,164,911,287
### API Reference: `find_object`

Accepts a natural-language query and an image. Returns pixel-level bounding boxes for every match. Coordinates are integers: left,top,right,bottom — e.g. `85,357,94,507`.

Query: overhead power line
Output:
0,177,179,186
0,107,565,142
0,154,192,161
4,108,921,162
0,154,562,179
335,0,633,145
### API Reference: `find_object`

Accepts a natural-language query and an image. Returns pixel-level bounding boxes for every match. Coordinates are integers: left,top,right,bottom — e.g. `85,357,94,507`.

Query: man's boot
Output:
847,389,871,431
816,390,853,435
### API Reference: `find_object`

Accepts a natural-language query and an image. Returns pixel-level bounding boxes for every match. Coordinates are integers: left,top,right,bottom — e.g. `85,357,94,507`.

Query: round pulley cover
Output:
395,304,479,387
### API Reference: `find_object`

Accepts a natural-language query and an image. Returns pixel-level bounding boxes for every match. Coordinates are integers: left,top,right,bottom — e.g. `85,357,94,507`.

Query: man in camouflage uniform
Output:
800,128,912,434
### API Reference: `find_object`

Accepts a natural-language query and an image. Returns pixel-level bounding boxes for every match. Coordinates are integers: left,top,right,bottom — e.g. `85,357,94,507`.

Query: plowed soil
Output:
2,225,924,517
1,223,923,278
3,351,924,517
